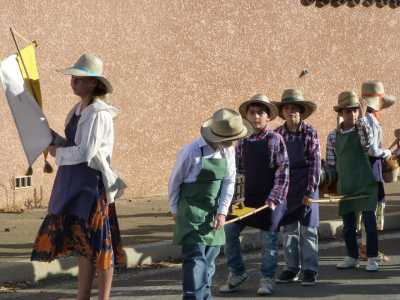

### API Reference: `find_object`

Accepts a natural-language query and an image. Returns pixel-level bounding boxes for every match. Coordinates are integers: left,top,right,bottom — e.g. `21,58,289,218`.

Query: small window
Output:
14,175,33,190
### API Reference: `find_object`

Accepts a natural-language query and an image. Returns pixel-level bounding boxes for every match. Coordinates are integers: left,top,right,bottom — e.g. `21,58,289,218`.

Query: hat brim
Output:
274,100,317,120
200,118,254,144
239,100,279,121
57,67,113,94
333,104,360,112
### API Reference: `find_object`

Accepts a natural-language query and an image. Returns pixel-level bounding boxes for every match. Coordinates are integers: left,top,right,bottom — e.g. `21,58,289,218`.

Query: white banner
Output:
0,54,52,166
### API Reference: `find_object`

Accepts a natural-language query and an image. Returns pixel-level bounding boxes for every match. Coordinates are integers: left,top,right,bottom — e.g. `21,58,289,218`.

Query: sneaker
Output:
276,270,300,283
219,272,249,293
366,257,379,272
257,277,275,295
301,270,317,286
336,256,359,269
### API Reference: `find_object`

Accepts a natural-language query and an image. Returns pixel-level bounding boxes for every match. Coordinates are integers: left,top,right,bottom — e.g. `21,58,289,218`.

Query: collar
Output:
283,120,304,133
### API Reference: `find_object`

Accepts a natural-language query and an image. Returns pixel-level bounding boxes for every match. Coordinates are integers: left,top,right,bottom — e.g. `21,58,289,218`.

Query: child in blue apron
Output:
274,89,320,286
326,91,379,272
168,108,252,300
219,94,289,296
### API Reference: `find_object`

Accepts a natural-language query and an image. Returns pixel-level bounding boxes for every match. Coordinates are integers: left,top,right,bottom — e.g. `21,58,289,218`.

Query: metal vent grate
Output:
14,176,32,190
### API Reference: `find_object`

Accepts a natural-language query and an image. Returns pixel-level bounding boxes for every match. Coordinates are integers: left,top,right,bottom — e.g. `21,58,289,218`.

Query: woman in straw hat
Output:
326,91,379,272
168,108,252,300
358,80,397,260
219,94,289,296
31,53,125,300
274,89,320,286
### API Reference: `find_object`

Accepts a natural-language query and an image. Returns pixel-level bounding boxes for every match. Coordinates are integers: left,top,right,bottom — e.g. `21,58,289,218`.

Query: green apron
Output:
335,130,377,216
173,152,227,246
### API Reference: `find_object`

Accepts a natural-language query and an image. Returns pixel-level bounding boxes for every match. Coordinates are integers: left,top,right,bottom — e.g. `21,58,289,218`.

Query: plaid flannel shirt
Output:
236,129,289,205
275,121,321,197
326,117,372,168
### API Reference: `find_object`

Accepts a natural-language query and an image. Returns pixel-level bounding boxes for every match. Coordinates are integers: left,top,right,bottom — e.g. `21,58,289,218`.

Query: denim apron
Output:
280,131,319,227
241,139,287,231
173,147,227,246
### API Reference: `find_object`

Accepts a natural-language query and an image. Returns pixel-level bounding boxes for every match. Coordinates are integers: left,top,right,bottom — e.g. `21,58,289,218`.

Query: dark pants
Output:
182,244,220,300
342,210,378,259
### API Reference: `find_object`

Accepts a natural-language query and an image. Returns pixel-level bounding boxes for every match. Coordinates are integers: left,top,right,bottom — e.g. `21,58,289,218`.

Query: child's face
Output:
281,104,301,124
246,105,270,131
339,108,359,126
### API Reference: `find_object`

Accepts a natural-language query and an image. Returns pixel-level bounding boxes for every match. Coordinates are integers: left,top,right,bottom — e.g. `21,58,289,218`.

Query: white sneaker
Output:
336,256,360,269
219,272,249,293
366,257,379,272
257,277,275,295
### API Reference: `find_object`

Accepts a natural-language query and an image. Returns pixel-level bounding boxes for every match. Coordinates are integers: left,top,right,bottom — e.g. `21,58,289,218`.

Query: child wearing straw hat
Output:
168,108,252,300
219,94,289,296
326,91,379,272
31,53,125,300
358,81,397,261
274,89,321,286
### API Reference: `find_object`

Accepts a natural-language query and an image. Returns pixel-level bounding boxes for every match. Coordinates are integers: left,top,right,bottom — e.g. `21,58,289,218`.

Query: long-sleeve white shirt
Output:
55,99,126,203
168,137,236,216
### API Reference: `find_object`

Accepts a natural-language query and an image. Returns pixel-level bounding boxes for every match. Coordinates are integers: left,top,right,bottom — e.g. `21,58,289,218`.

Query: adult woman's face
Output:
70,76,97,98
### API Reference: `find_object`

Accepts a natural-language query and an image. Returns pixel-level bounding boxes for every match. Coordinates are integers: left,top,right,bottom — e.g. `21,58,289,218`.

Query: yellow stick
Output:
225,204,270,225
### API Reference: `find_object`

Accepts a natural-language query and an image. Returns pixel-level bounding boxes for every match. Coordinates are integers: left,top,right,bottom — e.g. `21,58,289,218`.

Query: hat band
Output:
72,64,100,76
362,92,384,98
282,96,304,102
211,126,244,138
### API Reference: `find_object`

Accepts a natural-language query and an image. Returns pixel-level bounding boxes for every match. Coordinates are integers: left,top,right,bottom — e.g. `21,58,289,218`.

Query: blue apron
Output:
241,139,287,231
48,113,103,221
280,131,319,228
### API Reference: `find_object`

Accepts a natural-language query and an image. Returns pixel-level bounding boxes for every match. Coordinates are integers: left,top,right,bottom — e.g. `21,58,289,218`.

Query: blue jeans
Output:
342,210,378,258
224,222,278,278
282,222,319,273
182,244,220,300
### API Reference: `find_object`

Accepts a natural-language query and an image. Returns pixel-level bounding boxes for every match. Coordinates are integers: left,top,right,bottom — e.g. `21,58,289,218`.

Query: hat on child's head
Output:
361,80,396,111
239,94,279,121
201,108,253,143
273,89,317,120
334,91,360,112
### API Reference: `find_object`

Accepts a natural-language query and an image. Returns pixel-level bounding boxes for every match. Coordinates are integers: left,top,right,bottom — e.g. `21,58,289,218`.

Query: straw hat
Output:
334,91,360,112
361,80,396,111
58,53,113,93
274,89,317,119
239,94,278,121
201,108,253,143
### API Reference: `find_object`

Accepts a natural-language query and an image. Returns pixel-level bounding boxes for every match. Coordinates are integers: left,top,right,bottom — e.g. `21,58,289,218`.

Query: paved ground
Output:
1,183,400,264
1,230,399,299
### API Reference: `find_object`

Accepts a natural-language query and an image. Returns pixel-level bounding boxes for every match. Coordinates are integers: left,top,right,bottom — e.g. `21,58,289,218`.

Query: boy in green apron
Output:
168,108,252,300
325,91,379,272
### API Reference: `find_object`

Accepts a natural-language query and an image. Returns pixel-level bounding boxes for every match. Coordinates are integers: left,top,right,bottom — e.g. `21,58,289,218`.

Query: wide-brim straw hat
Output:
361,80,396,111
58,53,113,94
273,89,317,120
201,108,254,144
334,91,360,112
239,94,279,121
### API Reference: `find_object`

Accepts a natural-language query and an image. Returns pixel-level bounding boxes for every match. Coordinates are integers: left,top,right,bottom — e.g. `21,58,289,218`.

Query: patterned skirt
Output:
31,194,124,270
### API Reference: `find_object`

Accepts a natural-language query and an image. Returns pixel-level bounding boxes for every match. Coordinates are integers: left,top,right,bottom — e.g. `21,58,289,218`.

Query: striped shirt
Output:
326,117,372,167
236,129,289,205
275,121,321,197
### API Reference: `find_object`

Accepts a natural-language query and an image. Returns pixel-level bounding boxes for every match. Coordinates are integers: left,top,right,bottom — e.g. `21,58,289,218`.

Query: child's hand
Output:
213,213,226,229
303,196,314,206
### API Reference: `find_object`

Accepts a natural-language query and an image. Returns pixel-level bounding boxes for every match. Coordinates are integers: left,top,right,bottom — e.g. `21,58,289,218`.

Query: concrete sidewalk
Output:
0,183,399,284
